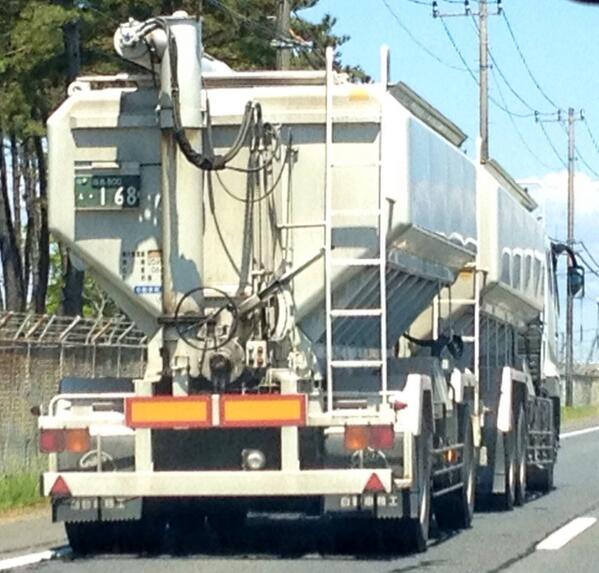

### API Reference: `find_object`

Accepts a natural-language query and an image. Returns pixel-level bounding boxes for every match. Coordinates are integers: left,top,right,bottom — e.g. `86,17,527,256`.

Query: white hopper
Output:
47,72,478,352
477,163,546,328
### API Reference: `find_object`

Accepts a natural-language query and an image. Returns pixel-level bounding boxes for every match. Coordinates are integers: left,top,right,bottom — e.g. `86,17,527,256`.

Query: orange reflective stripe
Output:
126,397,211,428
220,395,306,427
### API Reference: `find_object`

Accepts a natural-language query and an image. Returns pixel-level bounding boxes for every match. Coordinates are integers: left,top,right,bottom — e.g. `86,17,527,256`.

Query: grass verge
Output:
0,472,43,514
561,404,599,424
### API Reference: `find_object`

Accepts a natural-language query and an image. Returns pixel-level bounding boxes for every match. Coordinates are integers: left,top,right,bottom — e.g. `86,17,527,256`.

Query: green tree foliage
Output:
0,0,365,317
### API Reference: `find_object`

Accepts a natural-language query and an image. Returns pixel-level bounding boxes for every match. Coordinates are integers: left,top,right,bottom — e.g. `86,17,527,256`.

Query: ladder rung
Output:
331,160,381,168
331,360,383,368
331,208,380,216
331,258,382,267
330,309,382,317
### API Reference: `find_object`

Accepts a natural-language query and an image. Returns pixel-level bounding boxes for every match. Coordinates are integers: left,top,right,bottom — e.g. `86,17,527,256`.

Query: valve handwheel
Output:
174,286,239,350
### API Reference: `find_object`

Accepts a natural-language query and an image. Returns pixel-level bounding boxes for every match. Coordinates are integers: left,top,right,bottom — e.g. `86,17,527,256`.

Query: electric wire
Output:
577,241,599,272
489,63,557,171
440,16,535,118
469,15,555,117
538,121,567,169
582,118,599,159
502,11,560,110
381,0,469,72
558,122,599,178
576,253,599,278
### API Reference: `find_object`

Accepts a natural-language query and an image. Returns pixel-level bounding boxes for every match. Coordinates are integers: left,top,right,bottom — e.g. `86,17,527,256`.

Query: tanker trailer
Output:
413,160,563,510
38,12,482,553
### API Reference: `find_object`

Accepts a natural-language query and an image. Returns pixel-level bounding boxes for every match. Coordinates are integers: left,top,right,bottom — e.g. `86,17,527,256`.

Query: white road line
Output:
560,425,599,439
0,546,71,571
536,517,597,551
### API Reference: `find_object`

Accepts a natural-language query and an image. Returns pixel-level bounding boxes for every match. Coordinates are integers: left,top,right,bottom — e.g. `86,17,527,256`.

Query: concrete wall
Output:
569,372,599,408
0,343,145,474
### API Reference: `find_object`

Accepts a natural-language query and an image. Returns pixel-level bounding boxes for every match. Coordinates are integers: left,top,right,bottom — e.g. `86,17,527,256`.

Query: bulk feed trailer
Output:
37,12,561,554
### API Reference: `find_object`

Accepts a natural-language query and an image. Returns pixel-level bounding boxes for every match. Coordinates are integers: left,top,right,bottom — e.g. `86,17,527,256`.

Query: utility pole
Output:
536,109,583,406
433,0,500,164
565,107,576,407
276,0,291,70
479,0,489,163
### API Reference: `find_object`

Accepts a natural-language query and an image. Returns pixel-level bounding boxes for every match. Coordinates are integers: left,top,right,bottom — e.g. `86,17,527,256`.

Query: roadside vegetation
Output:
561,404,599,423
0,473,43,514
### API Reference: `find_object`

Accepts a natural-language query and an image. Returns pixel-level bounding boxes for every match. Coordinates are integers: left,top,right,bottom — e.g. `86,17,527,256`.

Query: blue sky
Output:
304,0,599,361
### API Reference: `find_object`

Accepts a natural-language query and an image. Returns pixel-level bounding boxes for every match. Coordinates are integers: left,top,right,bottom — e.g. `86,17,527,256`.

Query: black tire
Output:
528,463,554,493
514,404,528,506
434,406,476,530
401,426,432,552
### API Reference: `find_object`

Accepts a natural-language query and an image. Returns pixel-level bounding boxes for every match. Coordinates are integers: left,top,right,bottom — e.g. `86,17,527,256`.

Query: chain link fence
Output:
0,312,146,473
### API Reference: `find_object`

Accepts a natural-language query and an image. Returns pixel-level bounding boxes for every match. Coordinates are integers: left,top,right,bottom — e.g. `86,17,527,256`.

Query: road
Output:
1,425,599,573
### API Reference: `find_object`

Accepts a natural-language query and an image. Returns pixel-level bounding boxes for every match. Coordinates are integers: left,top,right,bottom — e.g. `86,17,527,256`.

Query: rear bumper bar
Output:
43,469,409,497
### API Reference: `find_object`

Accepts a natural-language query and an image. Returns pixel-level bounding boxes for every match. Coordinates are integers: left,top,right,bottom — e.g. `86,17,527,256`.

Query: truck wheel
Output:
434,406,475,530
514,404,527,506
402,426,432,552
528,464,554,493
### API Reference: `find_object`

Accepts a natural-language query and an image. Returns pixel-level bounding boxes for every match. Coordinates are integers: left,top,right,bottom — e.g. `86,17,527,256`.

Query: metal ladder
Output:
323,47,389,413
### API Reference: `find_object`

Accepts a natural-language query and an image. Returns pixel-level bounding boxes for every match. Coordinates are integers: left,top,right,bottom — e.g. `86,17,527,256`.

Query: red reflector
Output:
40,430,65,453
393,400,408,412
363,473,386,493
50,476,71,498
369,425,395,450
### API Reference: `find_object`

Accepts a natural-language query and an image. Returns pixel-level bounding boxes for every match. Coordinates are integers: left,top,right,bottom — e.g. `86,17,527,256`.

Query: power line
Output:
489,63,558,171
577,241,599,272
469,15,555,117
559,122,599,178
538,120,567,169
502,10,560,110
582,117,599,159
381,0,469,72
439,16,535,118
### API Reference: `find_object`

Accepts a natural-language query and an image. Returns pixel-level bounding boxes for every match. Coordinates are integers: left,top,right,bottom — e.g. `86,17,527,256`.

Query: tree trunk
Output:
10,134,22,262
33,136,49,313
23,139,39,311
61,256,84,316
0,131,25,310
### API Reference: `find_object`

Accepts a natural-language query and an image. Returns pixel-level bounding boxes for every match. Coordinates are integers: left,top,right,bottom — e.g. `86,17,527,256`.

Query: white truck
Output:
38,11,568,554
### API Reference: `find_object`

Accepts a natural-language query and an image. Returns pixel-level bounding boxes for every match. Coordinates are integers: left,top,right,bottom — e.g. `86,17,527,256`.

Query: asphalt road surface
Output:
2,425,599,573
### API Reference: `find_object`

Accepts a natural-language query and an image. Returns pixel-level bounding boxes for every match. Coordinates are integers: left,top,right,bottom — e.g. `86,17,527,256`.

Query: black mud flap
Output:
53,497,142,523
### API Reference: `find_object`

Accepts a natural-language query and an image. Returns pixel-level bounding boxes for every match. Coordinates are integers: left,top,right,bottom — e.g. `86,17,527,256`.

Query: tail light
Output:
344,426,369,450
344,425,395,451
40,429,91,454
40,430,66,453
369,425,395,449
65,429,91,453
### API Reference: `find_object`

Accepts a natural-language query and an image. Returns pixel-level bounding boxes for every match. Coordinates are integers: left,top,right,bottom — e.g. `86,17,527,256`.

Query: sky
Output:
303,0,599,361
